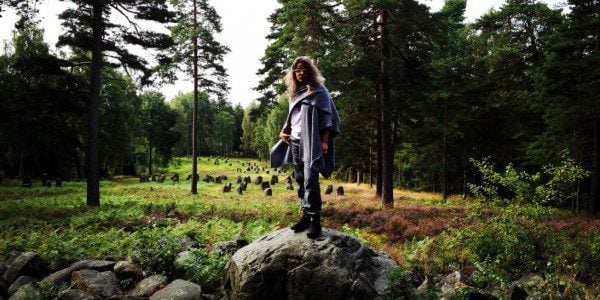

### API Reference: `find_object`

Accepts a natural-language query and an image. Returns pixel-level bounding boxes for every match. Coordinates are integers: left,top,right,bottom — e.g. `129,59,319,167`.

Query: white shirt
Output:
290,100,302,139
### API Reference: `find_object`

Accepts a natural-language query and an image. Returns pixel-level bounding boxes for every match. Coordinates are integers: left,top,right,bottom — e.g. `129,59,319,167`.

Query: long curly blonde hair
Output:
284,56,325,98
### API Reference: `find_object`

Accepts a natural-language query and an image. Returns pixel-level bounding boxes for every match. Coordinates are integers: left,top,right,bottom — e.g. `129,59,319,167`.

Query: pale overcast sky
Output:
0,0,565,107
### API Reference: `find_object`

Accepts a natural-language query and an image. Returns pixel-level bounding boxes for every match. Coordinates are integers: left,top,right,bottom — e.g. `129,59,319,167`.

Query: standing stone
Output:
171,173,180,182
3,252,48,283
223,184,232,193
286,183,294,190
261,182,270,190
150,279,202,300
336,186,345,196
254,176,263,185
223,228,397,300
236,185,243,195
264,188,272,196
324,185,333,195
270,175,278,185
55,177,63,187
236,176,242,184
215,176,222,184
203,175,214,183
285,176,292,184
21,177,32,188
243,176,251,184
240,182,247,191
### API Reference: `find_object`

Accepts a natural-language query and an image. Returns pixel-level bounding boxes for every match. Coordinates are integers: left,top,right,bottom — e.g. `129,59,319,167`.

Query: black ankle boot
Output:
291,214,311,232
306,215,322,239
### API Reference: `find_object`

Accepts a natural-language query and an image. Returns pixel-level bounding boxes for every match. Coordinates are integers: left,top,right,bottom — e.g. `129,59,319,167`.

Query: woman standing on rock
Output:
270,56,340,239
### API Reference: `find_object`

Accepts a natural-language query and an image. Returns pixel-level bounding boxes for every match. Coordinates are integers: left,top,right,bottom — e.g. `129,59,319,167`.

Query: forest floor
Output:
0,157,598,297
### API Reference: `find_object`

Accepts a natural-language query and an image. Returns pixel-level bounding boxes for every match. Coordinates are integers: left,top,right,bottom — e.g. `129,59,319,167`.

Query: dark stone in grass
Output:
170,173,179,182
285,176,292,184
243,176,251,184
21,177,32,188
270,175,278,185
236,176,242,184
264,188,272,196
236,185,243,195
220,175,228,181
241,182,247,191
336,186,344,196
203,175,215,183
223,183,232,193
261,182,270,190
71,270,122,298
254,176,263,185
41,173,51,187
3,252,48,283
55,177,63,187
324,185,333,195
215,176,222,184
8,276,37,295
286,183,294,190
149,279,202,300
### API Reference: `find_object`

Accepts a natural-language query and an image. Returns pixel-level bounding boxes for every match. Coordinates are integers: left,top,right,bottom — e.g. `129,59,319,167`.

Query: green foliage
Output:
129,229,185,276
178,248,230,293
469,154,589,206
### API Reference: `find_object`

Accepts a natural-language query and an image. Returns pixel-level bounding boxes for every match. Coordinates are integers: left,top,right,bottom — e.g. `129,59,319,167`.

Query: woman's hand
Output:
280,132,291,146
321,141,328,154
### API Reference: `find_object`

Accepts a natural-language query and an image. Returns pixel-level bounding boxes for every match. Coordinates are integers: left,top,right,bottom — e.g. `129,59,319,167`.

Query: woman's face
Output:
294,61,308,84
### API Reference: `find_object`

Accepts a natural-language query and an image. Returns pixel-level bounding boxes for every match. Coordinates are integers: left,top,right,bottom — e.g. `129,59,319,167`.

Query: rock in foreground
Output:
223,228,397,300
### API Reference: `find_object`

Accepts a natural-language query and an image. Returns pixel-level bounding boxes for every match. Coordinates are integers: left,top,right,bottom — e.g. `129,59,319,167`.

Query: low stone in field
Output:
254,176,263,185
324,185,333,195
286,183,294,190
264,188,272,196
114,261,143,281
236,185,243,195
8,276,37,295
261,182,270,190
270,175,278,185
336,186,344,196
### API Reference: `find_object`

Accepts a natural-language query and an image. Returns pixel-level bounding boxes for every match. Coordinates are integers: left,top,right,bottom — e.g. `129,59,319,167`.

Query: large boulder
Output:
2,252,48,283
223,228,397,299
150,279,202,300
7,276,37,295
7,283,40,300
56,289,99,300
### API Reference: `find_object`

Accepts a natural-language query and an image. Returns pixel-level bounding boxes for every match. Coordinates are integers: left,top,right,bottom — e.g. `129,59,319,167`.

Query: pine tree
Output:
58,0,175,206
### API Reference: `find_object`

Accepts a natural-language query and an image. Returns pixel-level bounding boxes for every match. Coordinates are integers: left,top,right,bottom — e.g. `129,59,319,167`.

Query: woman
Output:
270,56,340,239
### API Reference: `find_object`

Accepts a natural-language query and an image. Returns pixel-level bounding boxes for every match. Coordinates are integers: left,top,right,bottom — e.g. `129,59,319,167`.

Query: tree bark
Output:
376,114,382,196
380,8,393,208
442,99,448,201
147,142,153,175
86,2,102,206
591,117,599,216
191,0,199,195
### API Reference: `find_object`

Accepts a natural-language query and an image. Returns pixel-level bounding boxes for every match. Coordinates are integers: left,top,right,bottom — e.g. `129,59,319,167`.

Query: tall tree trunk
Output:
147,142,153,175
376,114,382,196
18,148,24,179
187,115,192,157
369,146,373,188
191,0,199,195
380,8,393,208
591,117,599,216
442,99,448,201
86,3,102,206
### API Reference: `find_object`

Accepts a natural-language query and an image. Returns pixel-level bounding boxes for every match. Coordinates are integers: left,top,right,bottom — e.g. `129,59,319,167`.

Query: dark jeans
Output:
291,138,322,216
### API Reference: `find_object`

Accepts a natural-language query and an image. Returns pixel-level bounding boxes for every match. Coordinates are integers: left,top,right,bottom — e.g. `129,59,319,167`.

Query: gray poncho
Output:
270,84,340,178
